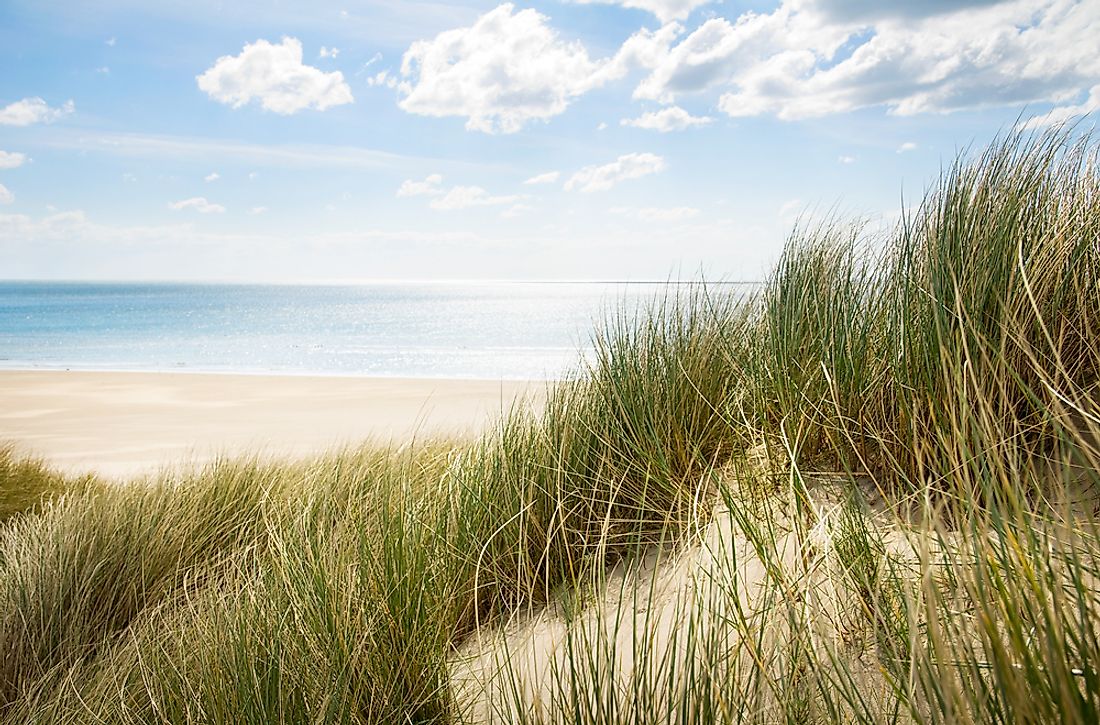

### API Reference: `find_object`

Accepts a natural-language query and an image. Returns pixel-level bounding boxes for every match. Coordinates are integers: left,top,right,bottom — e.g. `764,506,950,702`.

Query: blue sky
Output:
1,0,1097,281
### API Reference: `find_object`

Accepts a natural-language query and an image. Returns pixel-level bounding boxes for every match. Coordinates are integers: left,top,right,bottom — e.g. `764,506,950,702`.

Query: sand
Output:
0,370,543,479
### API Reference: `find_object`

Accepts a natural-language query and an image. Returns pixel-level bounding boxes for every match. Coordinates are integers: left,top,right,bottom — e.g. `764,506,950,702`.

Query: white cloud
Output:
396,173,444,197
398,3,634,133
95,66,110,75
357,52,384,76
897,141,918,153
0,211,86,240
0,97,74,126
319,46,340,59
564,152,666,192
367,70,403,89
392,6,700,132
204,171,221,182
429,185,522,211
397,175,530,210
0,151,27,169
249,206,269,215
0,184,12,205
838,154,855,164
798,0,1008,23
197,37,354,114
597,121,608,130
631,16,793,104
572,0,713,23
625,0,1100,123
523,171,560,185
621,105,712,131
1022,84,1100,129
106,37,117,47
169,197,226,214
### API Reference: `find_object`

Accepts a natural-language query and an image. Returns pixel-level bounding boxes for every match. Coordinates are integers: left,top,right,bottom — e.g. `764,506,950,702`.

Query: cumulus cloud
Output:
197,37,353,114
169,197,226,213
630,16,794,104
572,0,714,23
523,171,560,185
0,151,27,169
623,0,1100,123
319,46,340,59
396,174,444,197
204,172,221,182
385,0,1100,131
621,105,712,131
429,185,522,211
726,1,1100,120
249,206,269,215
0,97,74,126
564,152,666,192
838,155,855,164
897,141,918,153
797,0,1008,23
367,70,404,90
0,184,13,205
398,3,646,133
396,175,522,210
1022,84,1100,129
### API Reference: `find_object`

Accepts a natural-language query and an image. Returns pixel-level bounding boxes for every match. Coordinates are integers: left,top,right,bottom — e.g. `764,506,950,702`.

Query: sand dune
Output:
0,370,542,479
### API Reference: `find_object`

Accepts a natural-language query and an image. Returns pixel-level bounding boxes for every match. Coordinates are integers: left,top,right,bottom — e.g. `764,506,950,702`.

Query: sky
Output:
0,0,1097,282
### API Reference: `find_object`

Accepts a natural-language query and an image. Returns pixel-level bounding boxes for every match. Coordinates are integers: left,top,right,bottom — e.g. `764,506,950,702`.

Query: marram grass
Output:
0,126,1098,723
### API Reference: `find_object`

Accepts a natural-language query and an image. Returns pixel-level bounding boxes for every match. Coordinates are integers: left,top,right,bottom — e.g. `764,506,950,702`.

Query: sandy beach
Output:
0,370,542,479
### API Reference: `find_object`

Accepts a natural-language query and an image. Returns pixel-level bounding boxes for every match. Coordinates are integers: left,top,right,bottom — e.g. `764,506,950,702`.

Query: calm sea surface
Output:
0,282,711,380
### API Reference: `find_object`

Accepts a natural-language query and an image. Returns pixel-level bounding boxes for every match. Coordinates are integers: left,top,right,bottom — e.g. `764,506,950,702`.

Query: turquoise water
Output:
0,281,696,380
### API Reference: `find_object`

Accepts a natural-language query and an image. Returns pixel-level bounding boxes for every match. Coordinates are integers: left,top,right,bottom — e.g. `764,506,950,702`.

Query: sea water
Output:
0,281,718,380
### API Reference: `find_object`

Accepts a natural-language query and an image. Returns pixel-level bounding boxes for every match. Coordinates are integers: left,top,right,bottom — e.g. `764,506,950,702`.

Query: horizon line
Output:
0,278,763,286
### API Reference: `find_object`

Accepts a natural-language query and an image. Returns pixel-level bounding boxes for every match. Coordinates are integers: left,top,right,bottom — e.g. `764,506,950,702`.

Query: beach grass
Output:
0,446,97,524
1,125,1099,723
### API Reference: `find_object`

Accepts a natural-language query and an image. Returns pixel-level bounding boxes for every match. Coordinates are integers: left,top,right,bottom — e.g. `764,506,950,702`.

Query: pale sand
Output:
0,370,543,479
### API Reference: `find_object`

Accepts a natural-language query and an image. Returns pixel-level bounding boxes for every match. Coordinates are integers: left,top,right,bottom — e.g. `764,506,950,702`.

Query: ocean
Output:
0,281,707,380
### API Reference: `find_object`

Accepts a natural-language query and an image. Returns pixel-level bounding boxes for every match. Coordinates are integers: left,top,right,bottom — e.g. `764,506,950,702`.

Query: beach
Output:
0,370,541,479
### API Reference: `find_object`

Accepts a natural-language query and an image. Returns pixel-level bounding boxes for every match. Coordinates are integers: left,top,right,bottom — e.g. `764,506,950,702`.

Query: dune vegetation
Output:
1,127,1099,723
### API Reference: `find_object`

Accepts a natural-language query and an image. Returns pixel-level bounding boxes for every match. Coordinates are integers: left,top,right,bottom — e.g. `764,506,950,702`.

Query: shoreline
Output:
0,369,544,480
